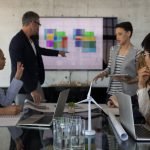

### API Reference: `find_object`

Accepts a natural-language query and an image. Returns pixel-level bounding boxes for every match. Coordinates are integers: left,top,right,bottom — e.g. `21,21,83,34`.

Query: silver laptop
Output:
17,89,70,128
115,92,150,141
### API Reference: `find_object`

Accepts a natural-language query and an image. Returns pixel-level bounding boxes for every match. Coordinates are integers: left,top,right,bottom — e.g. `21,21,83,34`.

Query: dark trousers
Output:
9,129,42,150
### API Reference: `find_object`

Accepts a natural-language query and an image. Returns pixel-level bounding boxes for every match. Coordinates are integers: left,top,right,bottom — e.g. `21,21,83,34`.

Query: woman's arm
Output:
0,105,22,115
137,88,150,117
137,66,150,117
0,62,24,106
0,79,23,106
123,76,138,84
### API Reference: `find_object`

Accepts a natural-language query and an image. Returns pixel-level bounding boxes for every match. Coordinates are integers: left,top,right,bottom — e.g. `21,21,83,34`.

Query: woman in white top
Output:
137,33,150,124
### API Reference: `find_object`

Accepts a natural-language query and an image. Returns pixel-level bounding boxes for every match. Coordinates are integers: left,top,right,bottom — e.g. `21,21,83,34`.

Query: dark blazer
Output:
9,30,58,94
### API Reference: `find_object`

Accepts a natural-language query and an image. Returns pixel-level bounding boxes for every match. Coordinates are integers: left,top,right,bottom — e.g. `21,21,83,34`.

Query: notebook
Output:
17,89,70,128
0,113,23,127
115,92,150,141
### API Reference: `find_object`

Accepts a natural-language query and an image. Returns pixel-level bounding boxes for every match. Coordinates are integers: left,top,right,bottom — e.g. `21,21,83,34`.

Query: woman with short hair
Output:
93,22,140,107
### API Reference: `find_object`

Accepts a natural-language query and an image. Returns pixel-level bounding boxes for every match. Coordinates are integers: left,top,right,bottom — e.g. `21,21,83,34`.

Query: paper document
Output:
108,112,128,141
24,99,51,113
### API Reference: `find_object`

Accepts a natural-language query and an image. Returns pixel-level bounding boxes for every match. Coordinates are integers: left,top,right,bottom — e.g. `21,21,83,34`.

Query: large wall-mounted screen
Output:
39,17,103,70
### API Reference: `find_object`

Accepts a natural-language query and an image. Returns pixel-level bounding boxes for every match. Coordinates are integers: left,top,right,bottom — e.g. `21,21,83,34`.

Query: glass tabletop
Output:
38,112,150,150
18,107,150,150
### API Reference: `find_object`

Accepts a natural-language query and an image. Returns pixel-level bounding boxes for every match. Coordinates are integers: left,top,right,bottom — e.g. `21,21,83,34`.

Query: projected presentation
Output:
39,17,103,70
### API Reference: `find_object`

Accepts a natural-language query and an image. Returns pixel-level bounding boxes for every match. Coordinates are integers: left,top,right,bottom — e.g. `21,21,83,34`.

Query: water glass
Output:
53,116,86,150
70,116,85,150
53,117,72,150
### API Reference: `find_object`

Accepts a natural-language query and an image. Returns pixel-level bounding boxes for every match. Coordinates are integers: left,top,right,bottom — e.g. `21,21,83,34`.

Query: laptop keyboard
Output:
135,125,150,138
34,115,53,124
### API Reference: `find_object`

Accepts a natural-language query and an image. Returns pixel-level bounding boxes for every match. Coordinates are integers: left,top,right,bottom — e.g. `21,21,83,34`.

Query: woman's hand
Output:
2,105,22,115
107,95,119,108
15,62,24,80
107,100,116,108
93,71,107,82
138,67,150,88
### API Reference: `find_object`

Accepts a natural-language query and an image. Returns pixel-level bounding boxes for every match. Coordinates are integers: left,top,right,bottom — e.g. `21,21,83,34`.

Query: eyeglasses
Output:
143,52,150,56
34,21,41,26
141,51,150,56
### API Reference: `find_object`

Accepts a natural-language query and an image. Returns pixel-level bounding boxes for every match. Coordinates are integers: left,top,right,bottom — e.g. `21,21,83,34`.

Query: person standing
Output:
9,11,66,150
93,22,141,106
9,11,65,105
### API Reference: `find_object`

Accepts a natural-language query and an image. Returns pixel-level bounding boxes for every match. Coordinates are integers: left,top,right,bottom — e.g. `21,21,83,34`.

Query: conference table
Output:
39,115,150,150
19,104,150,150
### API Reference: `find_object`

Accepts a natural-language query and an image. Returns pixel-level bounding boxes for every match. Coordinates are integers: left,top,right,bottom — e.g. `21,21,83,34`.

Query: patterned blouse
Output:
108,55,125,95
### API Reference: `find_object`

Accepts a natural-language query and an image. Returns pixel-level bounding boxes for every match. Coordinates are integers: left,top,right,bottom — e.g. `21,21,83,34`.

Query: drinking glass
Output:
53,117,72,150
70,116,85,150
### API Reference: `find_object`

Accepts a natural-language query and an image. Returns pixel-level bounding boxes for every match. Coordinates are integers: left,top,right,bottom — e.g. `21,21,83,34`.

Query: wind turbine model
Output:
76,82,102,135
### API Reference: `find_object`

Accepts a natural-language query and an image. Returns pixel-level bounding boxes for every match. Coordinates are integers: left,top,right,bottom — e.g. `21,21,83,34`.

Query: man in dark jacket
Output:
9,11,65,105
9,11,65,150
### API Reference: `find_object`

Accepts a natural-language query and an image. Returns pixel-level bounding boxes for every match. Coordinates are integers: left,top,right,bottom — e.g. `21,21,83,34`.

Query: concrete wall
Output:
0,0,150,87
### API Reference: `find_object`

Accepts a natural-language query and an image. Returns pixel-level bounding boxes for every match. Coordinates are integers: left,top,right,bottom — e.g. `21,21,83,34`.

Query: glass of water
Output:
53,117,72,150
70,116,85,150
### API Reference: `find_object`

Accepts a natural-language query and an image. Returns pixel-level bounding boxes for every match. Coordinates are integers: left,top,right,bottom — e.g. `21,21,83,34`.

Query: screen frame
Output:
39,16,117,71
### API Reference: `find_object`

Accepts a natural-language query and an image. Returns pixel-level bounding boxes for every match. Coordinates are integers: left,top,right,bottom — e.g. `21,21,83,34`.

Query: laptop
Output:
115,92,150,141
17,89,70,128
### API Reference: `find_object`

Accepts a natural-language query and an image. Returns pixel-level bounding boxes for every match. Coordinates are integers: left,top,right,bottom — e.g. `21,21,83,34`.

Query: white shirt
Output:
29,39,37,55
137,88,150,118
